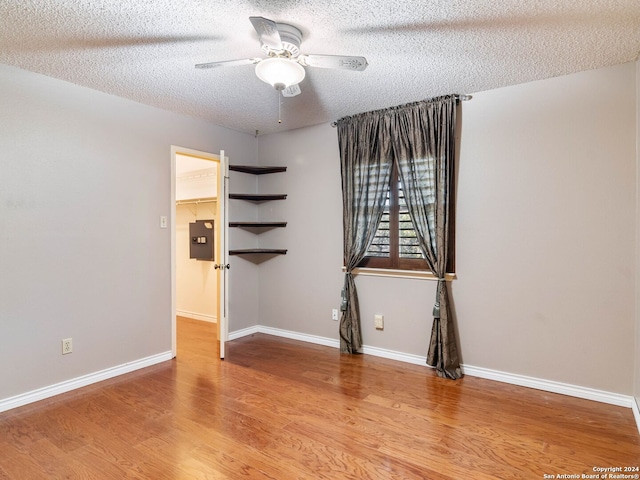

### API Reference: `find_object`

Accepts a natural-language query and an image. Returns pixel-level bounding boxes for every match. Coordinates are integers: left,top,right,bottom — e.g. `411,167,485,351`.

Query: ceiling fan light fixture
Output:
255,57,305,89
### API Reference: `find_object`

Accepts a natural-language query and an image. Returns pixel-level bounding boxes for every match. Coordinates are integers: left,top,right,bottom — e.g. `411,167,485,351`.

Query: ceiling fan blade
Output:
282,84,301,97
195,58,261,69
249,16,283,51
299,54,368,71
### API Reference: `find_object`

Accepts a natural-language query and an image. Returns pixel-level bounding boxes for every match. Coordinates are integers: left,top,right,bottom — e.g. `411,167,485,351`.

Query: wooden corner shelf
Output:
229,249,287,263
228,164,287,264
229,193,287,203
229,249,287,255
229,222,287,234
229,165,287,175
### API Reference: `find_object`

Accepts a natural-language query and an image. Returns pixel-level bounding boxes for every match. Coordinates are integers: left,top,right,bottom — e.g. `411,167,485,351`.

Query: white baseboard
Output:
461,364,633,408
228,325,339,348
229,325,635,410
632,397,640,434
0,351,172,414
228,325,259,340
258,326,340,348
361,344,428,366
176,310,217,323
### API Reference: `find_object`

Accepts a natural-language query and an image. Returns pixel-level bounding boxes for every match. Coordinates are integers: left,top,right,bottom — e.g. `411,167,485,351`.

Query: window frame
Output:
357,163,456,273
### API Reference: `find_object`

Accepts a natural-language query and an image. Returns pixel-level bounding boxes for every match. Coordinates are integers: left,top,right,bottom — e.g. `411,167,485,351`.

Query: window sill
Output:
342,267,456,281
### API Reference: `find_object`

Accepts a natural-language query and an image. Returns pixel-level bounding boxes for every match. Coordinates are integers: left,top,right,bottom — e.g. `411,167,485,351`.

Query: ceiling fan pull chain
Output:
278,90,282,124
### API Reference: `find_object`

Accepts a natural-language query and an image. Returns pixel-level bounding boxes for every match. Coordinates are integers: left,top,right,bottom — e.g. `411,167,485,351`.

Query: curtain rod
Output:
330,94,472,127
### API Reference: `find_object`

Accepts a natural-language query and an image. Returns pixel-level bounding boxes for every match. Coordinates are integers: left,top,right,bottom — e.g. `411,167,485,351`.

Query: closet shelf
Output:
229,165,287,175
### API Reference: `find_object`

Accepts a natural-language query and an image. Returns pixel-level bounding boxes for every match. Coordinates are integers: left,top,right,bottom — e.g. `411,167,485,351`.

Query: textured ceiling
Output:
1,1,639,135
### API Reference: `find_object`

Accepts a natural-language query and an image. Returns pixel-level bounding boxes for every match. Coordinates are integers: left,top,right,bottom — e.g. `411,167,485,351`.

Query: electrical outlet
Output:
332,309,339,321
62,338,72,355
374,314,384,330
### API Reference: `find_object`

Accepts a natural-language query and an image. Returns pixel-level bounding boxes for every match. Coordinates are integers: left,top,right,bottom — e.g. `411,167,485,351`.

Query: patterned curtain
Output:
391,96,462,379
336,113,392,353
336,96,462,378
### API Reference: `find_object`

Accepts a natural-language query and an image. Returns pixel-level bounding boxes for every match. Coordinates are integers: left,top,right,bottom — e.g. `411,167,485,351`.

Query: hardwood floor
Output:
1,316,638,479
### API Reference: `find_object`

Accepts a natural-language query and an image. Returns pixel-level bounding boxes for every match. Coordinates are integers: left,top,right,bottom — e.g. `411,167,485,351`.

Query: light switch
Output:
160,216,168,228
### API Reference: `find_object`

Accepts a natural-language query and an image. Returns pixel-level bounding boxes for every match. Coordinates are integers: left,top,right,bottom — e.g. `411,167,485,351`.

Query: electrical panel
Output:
189,220,214,261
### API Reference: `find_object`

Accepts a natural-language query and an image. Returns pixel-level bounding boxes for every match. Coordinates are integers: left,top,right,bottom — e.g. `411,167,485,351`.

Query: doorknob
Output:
214,264,231,270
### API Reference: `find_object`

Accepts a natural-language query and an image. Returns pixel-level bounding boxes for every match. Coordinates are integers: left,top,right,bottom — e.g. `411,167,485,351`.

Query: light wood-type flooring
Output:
1,316,639,478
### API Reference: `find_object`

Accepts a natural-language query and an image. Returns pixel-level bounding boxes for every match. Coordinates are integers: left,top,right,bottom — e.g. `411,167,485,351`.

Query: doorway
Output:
170,146,228,360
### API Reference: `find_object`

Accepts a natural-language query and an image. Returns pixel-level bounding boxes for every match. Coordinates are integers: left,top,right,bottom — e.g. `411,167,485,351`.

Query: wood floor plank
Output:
189,442,308,480
363,391,640,466
0,441,59,479
0,414,42,453
280,417,459,480
76,442,174,480
0,465,11,480
0,317,638,479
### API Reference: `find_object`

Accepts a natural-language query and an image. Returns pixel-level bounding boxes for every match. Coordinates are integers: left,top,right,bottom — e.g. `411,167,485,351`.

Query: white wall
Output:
0,64,257,402
256,124,345,340
227,157,262,332
257,62,637,395
175,203,217,321
455,62,636,394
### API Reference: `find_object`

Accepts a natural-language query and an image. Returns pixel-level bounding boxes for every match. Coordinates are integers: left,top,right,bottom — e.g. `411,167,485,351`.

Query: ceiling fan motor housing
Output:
261,23,303,57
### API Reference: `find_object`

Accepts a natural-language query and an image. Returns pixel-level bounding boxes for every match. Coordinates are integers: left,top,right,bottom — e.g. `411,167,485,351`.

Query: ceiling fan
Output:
195,16,368,97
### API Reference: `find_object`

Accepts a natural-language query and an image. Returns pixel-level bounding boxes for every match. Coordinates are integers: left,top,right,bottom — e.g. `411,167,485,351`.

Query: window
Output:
359,164,455,272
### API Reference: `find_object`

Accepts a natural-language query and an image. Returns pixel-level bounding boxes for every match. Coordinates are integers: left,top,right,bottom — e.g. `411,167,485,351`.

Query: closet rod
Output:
176,198,217,206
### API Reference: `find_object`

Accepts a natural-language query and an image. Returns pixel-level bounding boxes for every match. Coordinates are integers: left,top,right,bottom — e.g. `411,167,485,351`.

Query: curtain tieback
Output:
340,272,353,312
432,278,446,318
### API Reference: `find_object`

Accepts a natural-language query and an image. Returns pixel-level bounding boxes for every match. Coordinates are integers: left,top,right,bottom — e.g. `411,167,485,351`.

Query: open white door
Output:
217,150,229,359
